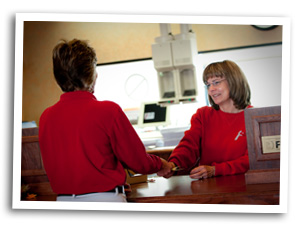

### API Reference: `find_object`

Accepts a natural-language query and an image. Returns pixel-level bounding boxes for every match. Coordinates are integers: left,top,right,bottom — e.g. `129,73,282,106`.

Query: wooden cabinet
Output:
21,128,56,198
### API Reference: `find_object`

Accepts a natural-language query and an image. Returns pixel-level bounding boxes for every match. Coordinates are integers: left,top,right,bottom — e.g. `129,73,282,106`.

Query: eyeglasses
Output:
205,78,226,89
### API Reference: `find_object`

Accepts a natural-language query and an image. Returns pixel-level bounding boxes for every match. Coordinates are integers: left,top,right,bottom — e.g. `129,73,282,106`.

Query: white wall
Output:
196,44,282,108
95,60,159,110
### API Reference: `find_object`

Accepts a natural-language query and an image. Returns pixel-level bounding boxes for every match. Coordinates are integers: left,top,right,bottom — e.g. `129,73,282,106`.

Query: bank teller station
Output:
19,23,282,204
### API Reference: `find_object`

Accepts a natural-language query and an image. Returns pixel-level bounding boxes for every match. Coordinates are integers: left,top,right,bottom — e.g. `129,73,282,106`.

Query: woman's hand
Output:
189,165,215,179
157,160,175,179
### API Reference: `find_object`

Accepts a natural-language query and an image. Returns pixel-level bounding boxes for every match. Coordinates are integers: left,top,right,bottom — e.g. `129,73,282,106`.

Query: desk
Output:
127,174,279,204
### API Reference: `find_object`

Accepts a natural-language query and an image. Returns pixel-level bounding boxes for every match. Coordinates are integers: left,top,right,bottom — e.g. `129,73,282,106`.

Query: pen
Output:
171,166,185,172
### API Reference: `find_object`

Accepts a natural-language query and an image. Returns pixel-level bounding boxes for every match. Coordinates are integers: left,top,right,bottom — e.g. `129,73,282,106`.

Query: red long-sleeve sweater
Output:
169,106,249,176
39,91,162,195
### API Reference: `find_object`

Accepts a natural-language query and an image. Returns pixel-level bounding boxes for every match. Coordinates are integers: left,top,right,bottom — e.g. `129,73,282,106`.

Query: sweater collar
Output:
60,91,97,101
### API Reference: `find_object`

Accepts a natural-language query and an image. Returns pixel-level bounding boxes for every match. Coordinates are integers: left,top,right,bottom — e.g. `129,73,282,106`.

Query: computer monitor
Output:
137,101,170,128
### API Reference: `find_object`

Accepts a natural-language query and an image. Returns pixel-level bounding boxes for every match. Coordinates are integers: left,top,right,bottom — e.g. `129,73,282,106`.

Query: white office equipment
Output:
160,125,190,147
135,101,171,148
152,24,198,105
137,101,170,128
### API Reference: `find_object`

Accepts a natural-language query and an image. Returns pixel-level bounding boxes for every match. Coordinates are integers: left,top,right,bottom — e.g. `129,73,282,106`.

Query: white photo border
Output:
13,13,291,213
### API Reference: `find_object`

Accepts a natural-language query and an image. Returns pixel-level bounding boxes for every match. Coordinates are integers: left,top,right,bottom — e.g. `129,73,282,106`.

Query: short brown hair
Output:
203,60,251,110
52,39,97,92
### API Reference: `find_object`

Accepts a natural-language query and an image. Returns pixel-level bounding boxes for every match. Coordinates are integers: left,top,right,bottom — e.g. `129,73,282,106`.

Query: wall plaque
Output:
261,135,280,154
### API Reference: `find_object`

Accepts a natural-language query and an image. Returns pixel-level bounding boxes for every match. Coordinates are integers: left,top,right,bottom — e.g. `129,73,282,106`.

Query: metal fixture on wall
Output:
152,24,198,105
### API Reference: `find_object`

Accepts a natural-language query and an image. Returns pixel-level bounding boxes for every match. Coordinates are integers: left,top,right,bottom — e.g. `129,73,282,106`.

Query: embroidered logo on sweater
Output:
235,130,244,141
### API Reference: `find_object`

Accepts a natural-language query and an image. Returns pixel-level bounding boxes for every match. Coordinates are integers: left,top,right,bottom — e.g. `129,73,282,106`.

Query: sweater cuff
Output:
169,159,180,169
211,162,222,176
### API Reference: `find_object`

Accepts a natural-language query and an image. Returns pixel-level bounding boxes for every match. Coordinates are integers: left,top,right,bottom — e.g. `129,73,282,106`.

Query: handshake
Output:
157,158,215,179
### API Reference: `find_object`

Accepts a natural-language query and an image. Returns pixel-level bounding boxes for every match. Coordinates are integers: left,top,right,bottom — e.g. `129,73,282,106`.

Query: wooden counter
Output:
127,174,279,204
21,128,279,205
146,146,174,160
26,174,279,204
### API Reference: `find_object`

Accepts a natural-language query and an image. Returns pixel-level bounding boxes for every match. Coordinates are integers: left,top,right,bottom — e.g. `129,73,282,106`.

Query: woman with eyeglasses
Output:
157,60,251,179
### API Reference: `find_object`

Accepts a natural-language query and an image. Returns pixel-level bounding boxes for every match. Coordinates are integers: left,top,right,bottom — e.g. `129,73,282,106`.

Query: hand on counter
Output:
189,165,215,179
157,159,175,179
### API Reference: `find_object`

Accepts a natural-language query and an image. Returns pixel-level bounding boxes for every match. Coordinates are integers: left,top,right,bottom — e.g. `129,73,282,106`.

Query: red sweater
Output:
39,91,162,195
169,106,249,176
